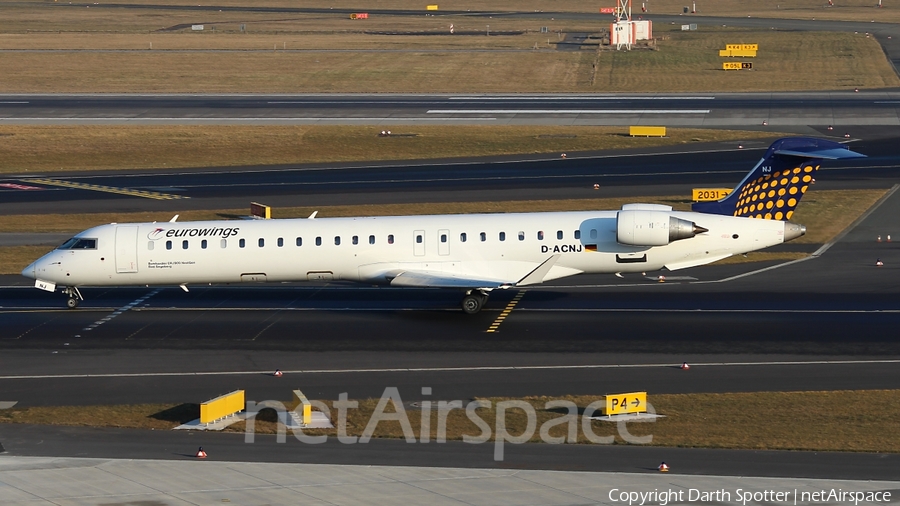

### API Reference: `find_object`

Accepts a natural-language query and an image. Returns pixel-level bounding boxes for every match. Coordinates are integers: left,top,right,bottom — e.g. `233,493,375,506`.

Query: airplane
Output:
22,137,865,314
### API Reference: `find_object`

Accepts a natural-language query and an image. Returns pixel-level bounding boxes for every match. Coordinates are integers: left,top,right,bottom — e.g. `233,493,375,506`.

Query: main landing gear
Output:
461,290,489,314
64,286,83,309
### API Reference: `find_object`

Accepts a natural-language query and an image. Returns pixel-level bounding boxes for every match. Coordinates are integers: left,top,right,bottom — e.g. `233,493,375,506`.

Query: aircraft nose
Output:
21,261,36,280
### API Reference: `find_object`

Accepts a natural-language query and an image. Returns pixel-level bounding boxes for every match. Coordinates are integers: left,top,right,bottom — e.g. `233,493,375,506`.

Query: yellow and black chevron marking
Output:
486,290,526,333
733,164,817,220
22,178,189,201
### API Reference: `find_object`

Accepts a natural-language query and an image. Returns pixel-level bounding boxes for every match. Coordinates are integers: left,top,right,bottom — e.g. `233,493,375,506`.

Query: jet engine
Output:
616,210,708,247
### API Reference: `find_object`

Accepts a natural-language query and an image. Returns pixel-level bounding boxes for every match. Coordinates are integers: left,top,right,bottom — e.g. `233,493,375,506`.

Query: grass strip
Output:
1,32,892,93
0,126,773,174
2,390,898,453
0,189,885,274
4,0,900,25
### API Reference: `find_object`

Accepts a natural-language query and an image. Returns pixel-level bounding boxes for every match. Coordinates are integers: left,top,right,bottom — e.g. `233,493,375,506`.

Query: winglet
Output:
517,254,560,286
169,214,179,223
308,211,318,219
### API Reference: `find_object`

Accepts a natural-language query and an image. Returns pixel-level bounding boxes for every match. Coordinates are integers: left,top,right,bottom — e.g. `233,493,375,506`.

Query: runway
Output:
2,91,900,128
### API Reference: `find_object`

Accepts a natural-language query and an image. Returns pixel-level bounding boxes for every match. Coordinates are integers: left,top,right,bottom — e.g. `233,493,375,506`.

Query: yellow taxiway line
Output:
22,178,188,200
486,290,526,333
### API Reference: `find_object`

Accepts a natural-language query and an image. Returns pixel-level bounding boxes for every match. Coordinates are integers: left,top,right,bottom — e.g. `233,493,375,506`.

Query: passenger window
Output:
352,235,358,245
166,240,172,250
590,229,598,239
259,238,265,247
334,236,341,246
296,237,302,247
182,240,188,250
221,239,227,248
480,232,486,242
277,238,284,247
538,231,544,240
441,234,447,243
460,232,467,242
201,239,207,249
499,232,506,241
416,235,423,244
239,239,246,248
369,235,375,245
574,230,581,239
316,237,322,246
518,231,525,241
148,241,154,251
557,230,563,240
388,234,394,244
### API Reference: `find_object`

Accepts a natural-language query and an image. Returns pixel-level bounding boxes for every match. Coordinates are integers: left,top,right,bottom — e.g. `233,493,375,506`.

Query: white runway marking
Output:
427,109,711,114
0,359,897,380
0,117,498,122
81,288,161,332
449,96,716,100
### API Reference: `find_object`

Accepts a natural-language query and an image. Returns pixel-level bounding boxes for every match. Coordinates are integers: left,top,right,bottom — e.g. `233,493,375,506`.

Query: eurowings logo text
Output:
148,227,241,240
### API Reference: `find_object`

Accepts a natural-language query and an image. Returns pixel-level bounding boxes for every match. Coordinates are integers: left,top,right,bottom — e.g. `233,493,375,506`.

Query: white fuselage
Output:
24,210,792,289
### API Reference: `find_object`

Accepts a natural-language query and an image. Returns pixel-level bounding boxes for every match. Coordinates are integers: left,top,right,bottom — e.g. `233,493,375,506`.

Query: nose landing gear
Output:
461,290,489,314
64,286,83,309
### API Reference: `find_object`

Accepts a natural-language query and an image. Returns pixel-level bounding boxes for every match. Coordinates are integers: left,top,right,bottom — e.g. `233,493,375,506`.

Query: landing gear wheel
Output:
66,297,79,309
461,292,488,314
461,295,482,314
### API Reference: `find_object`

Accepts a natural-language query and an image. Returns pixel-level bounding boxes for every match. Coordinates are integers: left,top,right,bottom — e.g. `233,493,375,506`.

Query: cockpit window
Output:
57,238,97,250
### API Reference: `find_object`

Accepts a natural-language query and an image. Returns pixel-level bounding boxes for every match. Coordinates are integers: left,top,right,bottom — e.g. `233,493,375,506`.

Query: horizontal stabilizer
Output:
773,147,866,160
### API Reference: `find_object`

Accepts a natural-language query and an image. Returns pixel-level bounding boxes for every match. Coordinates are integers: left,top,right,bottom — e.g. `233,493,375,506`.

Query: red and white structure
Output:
609,0,653,50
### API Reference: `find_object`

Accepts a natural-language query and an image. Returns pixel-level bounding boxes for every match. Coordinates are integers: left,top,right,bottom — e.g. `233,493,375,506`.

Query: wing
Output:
388,254,562,289
389,270,512,289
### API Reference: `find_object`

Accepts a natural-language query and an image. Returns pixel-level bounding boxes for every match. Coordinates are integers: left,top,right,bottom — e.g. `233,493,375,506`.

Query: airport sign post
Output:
600,392,648,416
693,188,732,201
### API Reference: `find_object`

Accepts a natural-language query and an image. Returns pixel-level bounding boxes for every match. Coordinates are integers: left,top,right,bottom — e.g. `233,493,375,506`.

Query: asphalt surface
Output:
1,135,898,217
3,91,900,129
2,423,899,481
1,172,898,409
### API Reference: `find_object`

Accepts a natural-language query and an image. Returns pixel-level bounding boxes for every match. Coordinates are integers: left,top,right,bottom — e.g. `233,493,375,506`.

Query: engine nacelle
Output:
616,210,707,246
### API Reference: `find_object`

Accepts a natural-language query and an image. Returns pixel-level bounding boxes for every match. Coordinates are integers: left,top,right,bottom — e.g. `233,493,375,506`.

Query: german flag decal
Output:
585,244,598,252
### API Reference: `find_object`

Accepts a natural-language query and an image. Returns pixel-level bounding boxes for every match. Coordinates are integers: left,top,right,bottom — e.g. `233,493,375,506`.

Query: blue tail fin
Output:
692,137,865,220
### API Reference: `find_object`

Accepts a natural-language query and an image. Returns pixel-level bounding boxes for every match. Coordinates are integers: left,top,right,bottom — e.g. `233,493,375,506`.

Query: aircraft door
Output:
438,229,449,256
115,225,139,273
414,230,425,256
